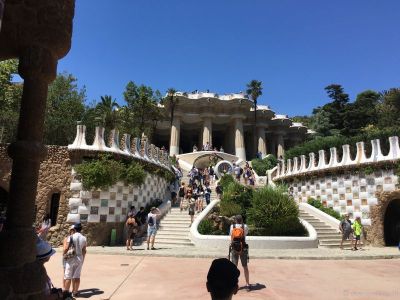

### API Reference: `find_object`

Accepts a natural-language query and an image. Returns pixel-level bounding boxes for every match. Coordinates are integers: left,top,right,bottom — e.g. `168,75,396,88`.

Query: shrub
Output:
219,174,235,188
198,219,214,235
307,198,341,220
122,162,146,186
247,186,306,236
75,155,124,190
220,181,253,219
220,201,242,217
251,155,278,176
249,216,307,236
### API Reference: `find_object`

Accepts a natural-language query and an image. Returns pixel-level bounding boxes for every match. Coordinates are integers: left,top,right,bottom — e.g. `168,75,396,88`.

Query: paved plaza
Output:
46,248,400,300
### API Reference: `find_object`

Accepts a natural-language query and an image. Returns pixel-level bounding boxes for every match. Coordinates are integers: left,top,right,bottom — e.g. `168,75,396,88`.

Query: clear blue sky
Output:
58,0,400,117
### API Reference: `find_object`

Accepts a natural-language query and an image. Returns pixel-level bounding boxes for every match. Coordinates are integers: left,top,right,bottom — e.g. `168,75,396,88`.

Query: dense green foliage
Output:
75,156,126,190
220,181,253,219
285,127,400,160
307,198,341,220
219,174,235,188
215,179,306,236
247,186,307,236
292,84,400,140
251,155,278,175
74,155,174,190
198,219,214,235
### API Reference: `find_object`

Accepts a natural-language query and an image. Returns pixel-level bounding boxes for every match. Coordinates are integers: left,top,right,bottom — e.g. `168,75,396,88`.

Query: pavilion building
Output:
153,91,310,161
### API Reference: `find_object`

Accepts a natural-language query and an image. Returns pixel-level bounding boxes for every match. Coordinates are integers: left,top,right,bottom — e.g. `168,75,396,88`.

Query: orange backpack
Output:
231,224,245,253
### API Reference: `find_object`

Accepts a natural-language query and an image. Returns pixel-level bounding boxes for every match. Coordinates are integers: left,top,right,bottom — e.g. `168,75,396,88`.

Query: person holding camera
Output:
63,223,87,297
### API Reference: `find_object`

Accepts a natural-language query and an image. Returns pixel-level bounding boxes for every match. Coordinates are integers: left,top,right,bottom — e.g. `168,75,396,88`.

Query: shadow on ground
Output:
238,283,266,292
76,288,104,298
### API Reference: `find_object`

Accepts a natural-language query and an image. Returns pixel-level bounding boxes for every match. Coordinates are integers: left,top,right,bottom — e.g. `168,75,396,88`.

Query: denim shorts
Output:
147,226,157,237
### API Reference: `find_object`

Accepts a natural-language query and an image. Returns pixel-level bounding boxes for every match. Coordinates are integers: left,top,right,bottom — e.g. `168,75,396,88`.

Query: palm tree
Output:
246,80,263,157
166,88,177,128
96,95,120,130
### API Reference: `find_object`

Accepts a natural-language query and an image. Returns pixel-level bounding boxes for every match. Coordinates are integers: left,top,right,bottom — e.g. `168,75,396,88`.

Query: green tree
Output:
44,72,86,145
377,88,400,129
246,80,263,157
123,81,161,136
321,84,349,133
309,108,335,137
342,90,379,136
163,88,177,128
0,59,22,143
96,95,119,131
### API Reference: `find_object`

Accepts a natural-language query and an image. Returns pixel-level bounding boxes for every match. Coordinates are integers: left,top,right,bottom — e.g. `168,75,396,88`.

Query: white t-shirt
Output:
234,166,241,175
229,224,249,237
70,232,87,257
147,212,158,228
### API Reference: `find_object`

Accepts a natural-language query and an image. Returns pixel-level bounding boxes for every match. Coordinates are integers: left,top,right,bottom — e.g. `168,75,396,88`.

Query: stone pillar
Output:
277,133,285,159
202,117,212,147
257,127,267,158
169,117,180,156
2,48,56,264
234,117,246,161
0,47,57,298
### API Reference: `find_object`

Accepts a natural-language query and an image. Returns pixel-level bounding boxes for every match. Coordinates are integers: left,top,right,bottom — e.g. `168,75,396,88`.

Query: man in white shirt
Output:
147,207,161,250
64,223,87,297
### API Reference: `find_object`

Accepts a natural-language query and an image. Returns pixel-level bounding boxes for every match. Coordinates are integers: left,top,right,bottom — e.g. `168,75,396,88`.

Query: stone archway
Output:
368,190,400,246
384,198,400,246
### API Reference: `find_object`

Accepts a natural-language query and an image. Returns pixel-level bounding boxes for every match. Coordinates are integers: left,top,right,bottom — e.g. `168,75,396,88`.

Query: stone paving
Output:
58,244,400,260
46,250,400,300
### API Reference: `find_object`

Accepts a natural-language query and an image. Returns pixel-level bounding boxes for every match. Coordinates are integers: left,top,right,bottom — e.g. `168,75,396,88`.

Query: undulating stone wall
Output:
0,144,172,246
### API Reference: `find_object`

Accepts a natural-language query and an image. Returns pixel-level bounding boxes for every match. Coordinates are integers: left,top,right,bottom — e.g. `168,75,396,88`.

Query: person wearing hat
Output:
36,237,64,299
146,206,161,250
64,223,87,297
207,258,240,300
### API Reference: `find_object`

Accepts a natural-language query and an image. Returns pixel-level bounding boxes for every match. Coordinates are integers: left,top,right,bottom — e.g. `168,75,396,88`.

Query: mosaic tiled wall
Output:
67,173,169,223
289,169,399,225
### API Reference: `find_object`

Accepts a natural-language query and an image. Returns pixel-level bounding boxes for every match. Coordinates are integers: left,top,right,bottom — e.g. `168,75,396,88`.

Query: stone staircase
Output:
299,210,354,249
156,174,218,248
156,207,195,247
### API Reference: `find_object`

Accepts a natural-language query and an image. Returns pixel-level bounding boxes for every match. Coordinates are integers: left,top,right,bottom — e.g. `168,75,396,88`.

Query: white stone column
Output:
234,117,246,161
202,117,212,147
169,117,180,156
257,127,267,158
277,133,285,159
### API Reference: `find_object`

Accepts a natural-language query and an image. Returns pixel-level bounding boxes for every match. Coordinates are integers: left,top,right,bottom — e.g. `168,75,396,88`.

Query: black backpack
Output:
148,215,155,226
240,167,244,175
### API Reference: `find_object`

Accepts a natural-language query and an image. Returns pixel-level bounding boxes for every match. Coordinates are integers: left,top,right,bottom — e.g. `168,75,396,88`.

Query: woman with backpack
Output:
126,213,138,251
188,194,196,226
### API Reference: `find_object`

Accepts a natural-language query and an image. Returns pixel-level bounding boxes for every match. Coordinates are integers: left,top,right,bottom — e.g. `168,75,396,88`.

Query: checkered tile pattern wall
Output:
67,174,169,223
289,169,399,226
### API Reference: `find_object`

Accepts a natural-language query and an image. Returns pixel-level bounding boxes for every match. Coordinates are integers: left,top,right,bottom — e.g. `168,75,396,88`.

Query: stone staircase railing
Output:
274,136,400,180
68,124,172,170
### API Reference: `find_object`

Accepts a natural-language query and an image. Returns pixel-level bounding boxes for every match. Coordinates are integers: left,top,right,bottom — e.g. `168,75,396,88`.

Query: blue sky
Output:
58,0,400,116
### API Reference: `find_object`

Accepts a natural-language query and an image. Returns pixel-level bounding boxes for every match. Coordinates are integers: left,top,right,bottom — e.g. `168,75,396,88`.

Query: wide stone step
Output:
314,228,340,234
156,236,191,242
317,233,343,238
155,240,194,246
319,239,353,245
157,231,189,239
159,225,191,230
161,218,190,225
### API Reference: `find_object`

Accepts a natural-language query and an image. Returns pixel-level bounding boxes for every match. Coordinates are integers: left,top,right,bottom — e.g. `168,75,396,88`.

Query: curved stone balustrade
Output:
173,91,250,101
68,124,172,170
274,136,400,180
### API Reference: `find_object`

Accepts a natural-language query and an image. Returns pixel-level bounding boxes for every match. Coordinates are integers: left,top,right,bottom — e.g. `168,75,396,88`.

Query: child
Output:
352,216,363,251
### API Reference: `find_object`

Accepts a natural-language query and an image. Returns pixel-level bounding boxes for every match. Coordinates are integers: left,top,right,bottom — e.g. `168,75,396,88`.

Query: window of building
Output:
50,193,60,226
